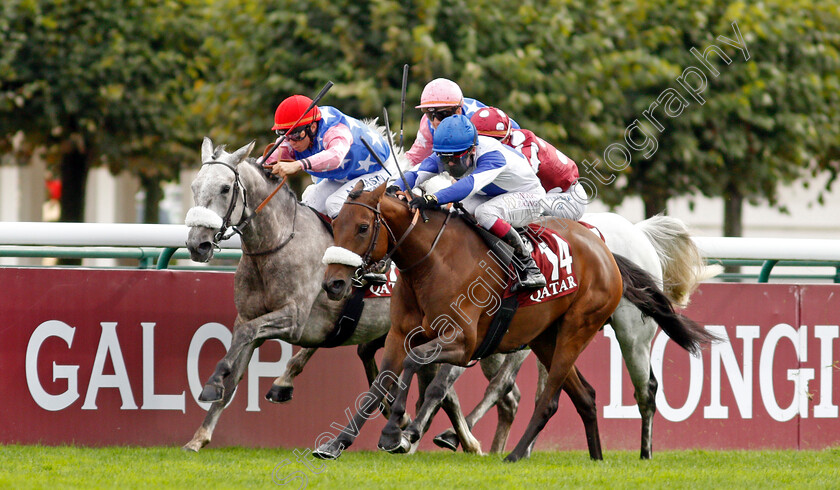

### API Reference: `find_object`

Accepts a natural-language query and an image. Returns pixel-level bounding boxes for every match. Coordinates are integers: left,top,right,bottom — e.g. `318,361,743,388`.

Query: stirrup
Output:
362,272,388,285
511,255,546,292
362,259,391,285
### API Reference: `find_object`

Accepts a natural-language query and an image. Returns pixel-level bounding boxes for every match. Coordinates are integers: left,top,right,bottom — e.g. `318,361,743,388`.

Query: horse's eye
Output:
358,223,369,234
221,184,231,194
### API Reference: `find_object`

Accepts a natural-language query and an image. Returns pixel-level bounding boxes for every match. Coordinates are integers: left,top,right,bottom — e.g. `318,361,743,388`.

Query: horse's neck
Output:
382,199,487,279
239,165,299,250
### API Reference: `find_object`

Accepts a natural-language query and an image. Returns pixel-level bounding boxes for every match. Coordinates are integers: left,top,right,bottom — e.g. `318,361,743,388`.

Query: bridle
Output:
200,159,296,255
202,160,250,244
339,193,452,285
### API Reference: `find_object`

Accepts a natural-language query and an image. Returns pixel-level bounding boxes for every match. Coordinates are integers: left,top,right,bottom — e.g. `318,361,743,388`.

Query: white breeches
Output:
540,182,588,221
462,190,546,229
302,169,391,218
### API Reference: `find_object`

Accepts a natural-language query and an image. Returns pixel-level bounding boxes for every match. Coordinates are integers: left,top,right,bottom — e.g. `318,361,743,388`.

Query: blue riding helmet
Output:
433,114,478,179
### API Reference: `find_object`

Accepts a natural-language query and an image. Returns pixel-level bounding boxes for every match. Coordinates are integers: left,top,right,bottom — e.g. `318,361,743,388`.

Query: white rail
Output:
692,237,840,262
0,222,241,249
0,222,839,262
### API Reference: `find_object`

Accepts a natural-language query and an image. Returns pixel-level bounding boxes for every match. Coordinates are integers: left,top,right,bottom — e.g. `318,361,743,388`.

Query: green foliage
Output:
0,0,206,176
2,0,839,227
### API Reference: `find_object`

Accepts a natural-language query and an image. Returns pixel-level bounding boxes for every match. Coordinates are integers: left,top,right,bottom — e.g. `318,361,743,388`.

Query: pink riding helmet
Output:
416,78,464,109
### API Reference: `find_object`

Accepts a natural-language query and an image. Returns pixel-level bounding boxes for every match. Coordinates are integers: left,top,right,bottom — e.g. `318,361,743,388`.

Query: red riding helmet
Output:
272,95,322,130
470,107,512,141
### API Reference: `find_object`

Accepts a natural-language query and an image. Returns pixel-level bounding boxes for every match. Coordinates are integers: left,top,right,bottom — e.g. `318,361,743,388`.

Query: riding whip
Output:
399,64,409,153
382,107,428,223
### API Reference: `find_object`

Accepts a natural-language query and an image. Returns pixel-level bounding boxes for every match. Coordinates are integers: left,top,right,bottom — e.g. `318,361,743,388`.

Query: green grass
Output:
1,445,838,489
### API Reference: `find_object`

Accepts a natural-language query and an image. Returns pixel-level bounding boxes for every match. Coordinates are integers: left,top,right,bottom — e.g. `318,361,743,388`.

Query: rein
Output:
343,194,451,278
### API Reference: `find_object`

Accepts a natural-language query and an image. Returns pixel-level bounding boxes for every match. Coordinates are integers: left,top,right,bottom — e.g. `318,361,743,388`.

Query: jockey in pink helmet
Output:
470,107,588,221
391,115,546,291
404,78,519,167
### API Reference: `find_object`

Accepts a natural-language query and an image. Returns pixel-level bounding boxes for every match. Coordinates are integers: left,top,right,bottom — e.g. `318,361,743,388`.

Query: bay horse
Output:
422,210,718,459
182,137,520,452
316,183,717,461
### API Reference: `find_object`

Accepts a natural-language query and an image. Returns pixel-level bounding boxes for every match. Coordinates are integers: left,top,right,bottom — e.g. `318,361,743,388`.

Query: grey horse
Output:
182,137,523,453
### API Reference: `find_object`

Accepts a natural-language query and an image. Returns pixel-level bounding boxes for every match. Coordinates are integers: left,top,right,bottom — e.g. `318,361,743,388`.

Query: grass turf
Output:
1,445,838,489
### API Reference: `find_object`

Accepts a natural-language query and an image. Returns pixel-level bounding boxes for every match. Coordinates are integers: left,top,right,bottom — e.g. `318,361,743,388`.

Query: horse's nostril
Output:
197,242,212,255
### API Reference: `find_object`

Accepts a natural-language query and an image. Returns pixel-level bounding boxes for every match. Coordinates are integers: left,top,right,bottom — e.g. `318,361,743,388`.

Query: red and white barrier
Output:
2,267,838,450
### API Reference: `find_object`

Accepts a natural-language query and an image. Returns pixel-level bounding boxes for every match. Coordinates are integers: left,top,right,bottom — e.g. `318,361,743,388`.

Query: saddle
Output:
454,207,588,360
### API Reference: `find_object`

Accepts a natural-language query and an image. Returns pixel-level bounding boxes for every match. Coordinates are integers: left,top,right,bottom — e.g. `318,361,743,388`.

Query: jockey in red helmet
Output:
404,78,521,168
262,95,393,218
391,115,547,291
470,107,588,221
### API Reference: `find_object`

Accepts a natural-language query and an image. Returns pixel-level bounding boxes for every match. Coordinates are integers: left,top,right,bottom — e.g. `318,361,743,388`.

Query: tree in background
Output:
438,0,840,234
0,0,206,223
2,0,838,236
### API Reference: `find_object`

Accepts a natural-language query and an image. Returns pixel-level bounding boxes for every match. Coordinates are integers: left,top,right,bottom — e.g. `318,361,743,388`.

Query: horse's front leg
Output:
184,341,258,451
402,364,465,448
199,309,298,403
433,350,529,453
380,338,481,455
265,347,317,403
312,332,409,460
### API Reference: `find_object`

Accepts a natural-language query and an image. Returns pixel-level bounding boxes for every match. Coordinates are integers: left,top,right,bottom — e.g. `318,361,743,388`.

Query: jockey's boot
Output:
502,228,546,292
362,259,390,285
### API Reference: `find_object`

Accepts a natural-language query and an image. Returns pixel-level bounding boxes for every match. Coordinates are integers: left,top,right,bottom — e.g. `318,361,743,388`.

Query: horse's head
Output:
321,181,392,300
185,137,255,262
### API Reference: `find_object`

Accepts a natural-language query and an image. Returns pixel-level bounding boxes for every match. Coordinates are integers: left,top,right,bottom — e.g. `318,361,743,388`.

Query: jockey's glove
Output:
385,185,402,195
409,194,439,210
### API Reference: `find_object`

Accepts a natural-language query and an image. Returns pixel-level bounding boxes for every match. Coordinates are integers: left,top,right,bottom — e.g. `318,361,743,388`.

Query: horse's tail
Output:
635,214,722,307
613,253,721,356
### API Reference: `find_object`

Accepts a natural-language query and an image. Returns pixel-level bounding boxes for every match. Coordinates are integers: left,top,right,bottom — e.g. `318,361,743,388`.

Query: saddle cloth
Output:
364,262,399,298
503,223,581,307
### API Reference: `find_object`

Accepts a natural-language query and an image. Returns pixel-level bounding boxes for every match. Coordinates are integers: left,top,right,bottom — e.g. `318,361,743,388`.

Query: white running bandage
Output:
185,206,223,229
322,246,364,267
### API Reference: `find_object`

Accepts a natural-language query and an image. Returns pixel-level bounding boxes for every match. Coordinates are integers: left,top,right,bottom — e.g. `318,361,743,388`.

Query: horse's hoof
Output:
503,452,522,463
433,431,460,452
378,435,411,454
198,384,223,403
265,385,294,404
182,443,199,452
403,427,421,444
312,442,343,460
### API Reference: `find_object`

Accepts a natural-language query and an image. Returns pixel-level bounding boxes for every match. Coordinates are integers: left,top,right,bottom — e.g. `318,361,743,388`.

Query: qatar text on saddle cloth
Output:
504,223,605,306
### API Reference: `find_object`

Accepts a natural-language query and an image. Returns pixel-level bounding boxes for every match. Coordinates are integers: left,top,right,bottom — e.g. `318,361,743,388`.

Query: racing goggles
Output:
437,147,475,178
276,125,310,142
423,106,459,121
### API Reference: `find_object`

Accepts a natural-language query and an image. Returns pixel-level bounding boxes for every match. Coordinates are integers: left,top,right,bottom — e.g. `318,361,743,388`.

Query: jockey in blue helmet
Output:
390,114,547,291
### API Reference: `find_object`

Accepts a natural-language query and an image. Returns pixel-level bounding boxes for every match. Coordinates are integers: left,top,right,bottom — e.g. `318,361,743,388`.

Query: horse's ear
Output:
201,137,214,163
231,140,256,163
370,182,388,202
